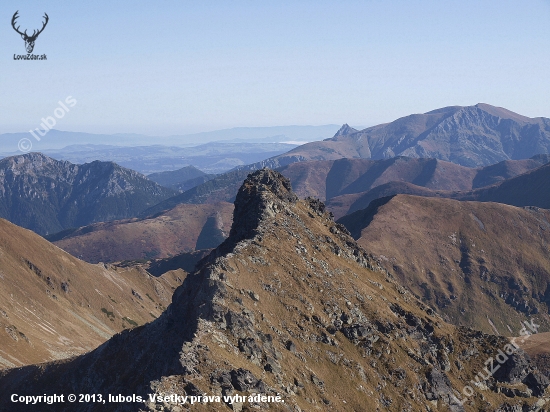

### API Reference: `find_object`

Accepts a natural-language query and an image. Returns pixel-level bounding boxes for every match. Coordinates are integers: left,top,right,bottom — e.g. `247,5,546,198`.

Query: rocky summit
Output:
0,169,548,411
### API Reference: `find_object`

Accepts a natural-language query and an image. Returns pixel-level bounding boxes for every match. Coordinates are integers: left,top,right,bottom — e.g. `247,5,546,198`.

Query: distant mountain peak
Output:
248,104,550,169
0,154,176,235
3,151,56,165
473,102,533,123
333,123,358,138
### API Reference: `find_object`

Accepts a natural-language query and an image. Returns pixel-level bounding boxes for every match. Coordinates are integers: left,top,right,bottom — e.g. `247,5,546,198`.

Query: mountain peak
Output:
227,169,298,246
237,168,297,204
333,123,358,137
0,154,176,235
474,102,533,122
1,152,60,168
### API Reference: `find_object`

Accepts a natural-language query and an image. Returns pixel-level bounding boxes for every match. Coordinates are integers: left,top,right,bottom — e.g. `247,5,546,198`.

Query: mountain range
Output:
41,154,550,265
329,158,550,218
139,155,550,220
0,153,176,235
3,104,550,410
1,169,547,411
238,103,550,169
0,125,340,153
4,104,549,238
42,141,301,175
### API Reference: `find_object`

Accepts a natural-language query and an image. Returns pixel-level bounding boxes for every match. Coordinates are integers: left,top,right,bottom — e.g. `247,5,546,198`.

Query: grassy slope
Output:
339,195,550,335
52,202,234,263
0,218,182,368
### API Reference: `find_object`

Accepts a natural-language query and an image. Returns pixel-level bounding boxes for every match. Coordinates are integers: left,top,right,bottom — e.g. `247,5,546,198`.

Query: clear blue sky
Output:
1,0,549,135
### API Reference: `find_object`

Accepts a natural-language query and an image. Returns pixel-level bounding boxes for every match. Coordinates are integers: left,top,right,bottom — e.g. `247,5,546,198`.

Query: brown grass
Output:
0,218,182,369
340,195,550,335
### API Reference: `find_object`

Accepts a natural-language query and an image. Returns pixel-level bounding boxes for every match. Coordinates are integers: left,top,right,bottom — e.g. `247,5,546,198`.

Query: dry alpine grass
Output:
0,218,183,369
52,202,234,263
1,170,547,411
339,195,550,336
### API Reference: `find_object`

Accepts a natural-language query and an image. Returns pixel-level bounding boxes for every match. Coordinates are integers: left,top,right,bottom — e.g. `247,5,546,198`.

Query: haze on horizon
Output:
0,0,549,136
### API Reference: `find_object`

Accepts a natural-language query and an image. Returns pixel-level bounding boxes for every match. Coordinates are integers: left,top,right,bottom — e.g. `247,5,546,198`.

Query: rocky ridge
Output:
0,169,548,411
0,153,176,235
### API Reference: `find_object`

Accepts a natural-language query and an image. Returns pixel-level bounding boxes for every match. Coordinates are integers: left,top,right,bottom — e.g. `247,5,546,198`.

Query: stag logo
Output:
11,11,49,54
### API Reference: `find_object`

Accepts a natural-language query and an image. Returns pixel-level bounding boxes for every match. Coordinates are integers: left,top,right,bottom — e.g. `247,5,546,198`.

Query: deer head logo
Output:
11,11,49,54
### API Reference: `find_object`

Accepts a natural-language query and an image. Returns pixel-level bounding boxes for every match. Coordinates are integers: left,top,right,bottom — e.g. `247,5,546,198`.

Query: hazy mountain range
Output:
41,141,301,175
238,103,550,170
0,125,341,153
0,153,176,235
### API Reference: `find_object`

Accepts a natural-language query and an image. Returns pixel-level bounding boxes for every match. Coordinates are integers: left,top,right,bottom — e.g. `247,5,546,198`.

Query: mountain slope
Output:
458,162,550,209
0,218,181,369
281,155,549,203
327,181,443,219
142,155,549,220
338,195,550,335
0,153,177,235
50,202,234,264
328,157,550,218
147,165,212,191
241,104,550,169
0,170,547,411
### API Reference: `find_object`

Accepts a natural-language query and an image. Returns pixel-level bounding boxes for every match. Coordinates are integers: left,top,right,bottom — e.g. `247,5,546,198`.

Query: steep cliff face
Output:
0,169,548,411
0,153,176,235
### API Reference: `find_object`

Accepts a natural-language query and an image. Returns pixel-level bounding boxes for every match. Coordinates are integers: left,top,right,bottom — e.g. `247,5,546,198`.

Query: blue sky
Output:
0,0,549,135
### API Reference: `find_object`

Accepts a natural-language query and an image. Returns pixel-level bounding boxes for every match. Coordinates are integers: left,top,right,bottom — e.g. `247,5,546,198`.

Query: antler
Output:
11,11,27,37
30,13,49,39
